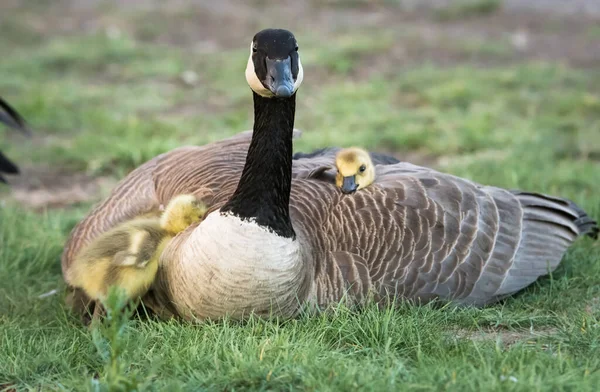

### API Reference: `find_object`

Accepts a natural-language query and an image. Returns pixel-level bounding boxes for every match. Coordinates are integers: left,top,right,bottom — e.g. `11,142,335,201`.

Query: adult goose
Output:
62,29,597,321
0,97,30,184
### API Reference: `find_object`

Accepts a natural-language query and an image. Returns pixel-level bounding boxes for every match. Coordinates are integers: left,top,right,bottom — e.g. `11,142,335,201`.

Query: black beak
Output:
340,176,358,194
265,57,294,98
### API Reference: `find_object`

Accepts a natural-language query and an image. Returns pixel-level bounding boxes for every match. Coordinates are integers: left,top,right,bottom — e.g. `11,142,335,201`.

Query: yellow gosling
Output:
335,147,376,194
66,194,208,308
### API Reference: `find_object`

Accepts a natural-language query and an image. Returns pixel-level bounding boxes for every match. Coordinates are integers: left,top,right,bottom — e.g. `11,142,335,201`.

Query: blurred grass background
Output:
1,0,599,390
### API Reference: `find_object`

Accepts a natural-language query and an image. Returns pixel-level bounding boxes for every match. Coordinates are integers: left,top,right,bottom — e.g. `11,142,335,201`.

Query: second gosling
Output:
65,194,207,306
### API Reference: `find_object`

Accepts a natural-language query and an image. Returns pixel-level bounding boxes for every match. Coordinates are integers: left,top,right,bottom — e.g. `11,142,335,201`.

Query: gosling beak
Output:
265,57,294,98
341,176,358,194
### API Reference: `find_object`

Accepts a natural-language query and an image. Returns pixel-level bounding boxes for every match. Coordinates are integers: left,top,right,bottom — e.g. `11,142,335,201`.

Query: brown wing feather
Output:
289,162,595,307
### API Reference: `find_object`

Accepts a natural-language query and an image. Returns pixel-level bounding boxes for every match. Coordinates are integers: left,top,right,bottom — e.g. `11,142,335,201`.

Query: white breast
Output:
166,210,308,320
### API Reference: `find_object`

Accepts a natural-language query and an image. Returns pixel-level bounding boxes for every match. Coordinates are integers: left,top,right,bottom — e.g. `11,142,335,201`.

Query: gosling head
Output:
245,28,303,98
335,148,376,195
160,194,208,234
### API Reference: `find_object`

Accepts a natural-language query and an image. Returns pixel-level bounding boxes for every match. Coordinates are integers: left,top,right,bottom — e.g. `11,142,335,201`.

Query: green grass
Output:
1,206,599,390
1,2,600,391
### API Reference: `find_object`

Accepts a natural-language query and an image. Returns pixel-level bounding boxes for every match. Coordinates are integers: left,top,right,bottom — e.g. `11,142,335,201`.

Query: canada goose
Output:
62,28,598,322
65,194,207,310
0,97,30,183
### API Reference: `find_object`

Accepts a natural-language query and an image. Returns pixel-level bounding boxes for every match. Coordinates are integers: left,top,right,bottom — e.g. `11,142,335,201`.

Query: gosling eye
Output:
359,165,366,173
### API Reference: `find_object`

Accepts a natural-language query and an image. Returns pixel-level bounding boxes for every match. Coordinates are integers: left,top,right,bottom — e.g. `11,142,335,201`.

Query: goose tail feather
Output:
487,190,597,300
565,200,599,240
510,190,598,239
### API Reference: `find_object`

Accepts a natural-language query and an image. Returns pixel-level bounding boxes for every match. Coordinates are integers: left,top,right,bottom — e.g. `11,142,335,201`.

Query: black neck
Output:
220,92,296,238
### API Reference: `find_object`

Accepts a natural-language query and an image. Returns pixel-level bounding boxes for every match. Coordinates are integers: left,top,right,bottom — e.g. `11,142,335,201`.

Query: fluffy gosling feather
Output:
66,194,207,303
160,194,207,233
335,147,376,194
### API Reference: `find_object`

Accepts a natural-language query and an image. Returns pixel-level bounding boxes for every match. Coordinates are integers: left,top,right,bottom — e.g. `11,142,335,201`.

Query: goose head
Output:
245,28,304,98
335,147,376,194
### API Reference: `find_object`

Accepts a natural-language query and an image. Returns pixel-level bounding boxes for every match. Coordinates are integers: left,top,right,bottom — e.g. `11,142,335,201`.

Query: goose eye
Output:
252,45,257,53
294,46,299,52
359,165,366,173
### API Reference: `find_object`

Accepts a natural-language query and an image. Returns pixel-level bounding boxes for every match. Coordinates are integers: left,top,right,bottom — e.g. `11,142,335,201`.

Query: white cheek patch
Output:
294,56,304,92
246,41,274,98
244,40,305,97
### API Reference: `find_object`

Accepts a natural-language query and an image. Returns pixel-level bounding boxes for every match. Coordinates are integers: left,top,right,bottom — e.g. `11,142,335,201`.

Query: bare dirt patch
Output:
453,326,559,348
585,297,600,315
4,167,116,210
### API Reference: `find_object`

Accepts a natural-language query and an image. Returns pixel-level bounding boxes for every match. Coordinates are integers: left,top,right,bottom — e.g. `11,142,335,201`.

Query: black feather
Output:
0,151,19,174
511,190,598,240
293,147,401,165
0,96,31,184
369,152,401,165
293,147,334,160
566,199,599,240
0,97,31,135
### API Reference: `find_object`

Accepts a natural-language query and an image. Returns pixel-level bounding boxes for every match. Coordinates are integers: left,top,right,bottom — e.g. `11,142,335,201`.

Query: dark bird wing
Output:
0,97,31,136
0,96,31,183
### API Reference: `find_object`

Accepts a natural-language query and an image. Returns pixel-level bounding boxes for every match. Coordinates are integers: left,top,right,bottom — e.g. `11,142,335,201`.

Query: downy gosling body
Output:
66,194,207,304
335,147,376,194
